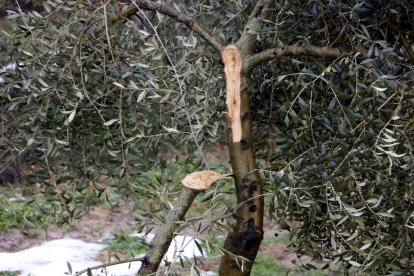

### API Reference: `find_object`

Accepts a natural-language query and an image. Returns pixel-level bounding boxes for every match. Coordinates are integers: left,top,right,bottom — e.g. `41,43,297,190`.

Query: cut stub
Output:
181,170,231,191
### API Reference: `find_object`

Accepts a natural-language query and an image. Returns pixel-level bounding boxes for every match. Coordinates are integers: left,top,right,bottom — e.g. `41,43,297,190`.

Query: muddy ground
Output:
0,204,135,252
0,201,309,273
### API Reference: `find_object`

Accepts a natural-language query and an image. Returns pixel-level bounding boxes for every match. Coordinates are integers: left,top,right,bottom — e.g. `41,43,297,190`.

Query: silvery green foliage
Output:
252,1,414,274
1,1,227,199
0,0,413,274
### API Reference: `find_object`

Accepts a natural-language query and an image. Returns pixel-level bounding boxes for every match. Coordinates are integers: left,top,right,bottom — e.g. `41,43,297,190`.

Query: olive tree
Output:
1,0,413,275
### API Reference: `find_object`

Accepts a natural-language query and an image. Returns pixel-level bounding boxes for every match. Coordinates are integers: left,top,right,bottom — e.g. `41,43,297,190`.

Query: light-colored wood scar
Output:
222,45,242,143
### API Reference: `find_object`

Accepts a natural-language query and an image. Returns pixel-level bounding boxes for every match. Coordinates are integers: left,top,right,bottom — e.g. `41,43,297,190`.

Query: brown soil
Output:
0,204,136,252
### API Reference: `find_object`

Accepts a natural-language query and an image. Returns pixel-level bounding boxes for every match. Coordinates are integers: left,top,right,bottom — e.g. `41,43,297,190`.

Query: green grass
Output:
103,230,148,256
0,194,51,233
252,254,329,276
251,255,290,275
252,233,329,275
0,272,18,276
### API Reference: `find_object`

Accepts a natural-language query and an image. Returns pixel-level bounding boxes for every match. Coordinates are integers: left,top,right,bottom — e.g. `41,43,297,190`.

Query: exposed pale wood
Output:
222,45,243,143
181,170,230,191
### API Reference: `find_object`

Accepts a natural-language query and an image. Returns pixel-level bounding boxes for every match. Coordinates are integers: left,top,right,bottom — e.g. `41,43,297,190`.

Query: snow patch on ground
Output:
0,234,204,276
131,233,203,263
0,239,104,275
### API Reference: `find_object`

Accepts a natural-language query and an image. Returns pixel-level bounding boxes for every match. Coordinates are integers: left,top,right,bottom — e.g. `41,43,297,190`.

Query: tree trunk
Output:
219,46,264,275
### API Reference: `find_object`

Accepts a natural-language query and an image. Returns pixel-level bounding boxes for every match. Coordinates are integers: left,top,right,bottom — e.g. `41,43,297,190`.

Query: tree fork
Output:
219,45,264,275
128,2,354,274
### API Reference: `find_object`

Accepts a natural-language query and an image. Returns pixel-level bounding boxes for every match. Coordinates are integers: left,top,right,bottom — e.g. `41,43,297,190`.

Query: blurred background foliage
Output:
0,0,413,274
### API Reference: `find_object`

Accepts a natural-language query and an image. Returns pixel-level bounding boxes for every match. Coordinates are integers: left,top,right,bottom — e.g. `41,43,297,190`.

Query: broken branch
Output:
138,170,228,275
222,45,243,143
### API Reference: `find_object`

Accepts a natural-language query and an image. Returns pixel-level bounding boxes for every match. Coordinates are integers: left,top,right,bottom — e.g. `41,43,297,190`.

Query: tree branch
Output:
137,186,198,275
273,0,291,45
236,0,273,56
244,44,346,73
138,170,229,275
250,0,272,19
131,0,224,53
74,257,144,276
108,5,140,25
73,171,228,276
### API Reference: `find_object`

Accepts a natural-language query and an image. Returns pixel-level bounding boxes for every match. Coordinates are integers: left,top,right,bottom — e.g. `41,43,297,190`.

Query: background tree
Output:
0,0,413,275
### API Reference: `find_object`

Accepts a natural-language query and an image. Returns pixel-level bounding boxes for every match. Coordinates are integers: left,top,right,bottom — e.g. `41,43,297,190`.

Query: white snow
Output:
131,233,203,263
0,239,104,276
0,234,205,276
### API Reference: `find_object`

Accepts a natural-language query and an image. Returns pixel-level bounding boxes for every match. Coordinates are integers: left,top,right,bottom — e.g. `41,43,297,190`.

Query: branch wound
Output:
222,45,242,143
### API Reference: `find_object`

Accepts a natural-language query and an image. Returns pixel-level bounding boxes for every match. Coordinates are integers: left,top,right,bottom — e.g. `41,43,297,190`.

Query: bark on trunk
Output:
219,46,264,276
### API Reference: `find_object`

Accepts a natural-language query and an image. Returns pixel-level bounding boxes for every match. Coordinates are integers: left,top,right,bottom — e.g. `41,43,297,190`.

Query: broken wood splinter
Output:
222,45,242,143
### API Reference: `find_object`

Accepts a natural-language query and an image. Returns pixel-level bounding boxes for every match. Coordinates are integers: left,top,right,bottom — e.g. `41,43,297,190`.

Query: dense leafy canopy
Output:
252,1,414,273
1,0,413,274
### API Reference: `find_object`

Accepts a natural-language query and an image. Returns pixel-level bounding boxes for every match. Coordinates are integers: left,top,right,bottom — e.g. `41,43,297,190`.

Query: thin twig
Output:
131,3,209,169
273,0,290,45
102,1,115,61
74,257,144,276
